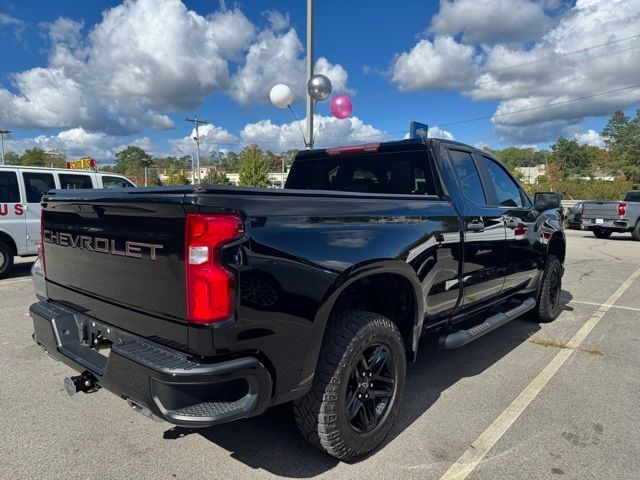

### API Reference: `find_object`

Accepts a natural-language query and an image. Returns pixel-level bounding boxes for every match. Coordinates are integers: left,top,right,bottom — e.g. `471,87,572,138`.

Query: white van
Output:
0,165,135,277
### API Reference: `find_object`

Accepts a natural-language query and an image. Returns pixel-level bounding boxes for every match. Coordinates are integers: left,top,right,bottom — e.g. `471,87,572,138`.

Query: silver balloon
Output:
307,74,332,102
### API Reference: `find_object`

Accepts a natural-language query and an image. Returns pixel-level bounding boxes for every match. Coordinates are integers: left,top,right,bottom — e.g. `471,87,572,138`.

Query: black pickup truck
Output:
31,138,565,460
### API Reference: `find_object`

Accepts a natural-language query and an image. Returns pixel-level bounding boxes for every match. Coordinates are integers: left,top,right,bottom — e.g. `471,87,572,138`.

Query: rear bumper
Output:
30,300,273,427
582,218,629,231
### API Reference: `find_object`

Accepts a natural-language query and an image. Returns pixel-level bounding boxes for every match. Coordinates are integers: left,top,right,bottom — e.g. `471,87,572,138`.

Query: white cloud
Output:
170,123,238,157
402,126,455,140
391,36,477,91
0,12,25,38
0,1,352,137
230,21,352,106
392,0,640,143
5,127,139,160
428,126,455,140
240,115,385,152
574,129,605,148
429,0,552,44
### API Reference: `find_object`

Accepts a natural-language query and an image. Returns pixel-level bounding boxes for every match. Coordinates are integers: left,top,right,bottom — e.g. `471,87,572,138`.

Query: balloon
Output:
270,84,294,109
330,95,352,119
307,74,332,101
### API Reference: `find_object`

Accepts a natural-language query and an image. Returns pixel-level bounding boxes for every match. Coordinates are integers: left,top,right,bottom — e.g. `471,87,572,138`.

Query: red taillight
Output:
326,143,380,156
185,214,243,324
39,209,46,275
514,223,527,238
618,202,627,217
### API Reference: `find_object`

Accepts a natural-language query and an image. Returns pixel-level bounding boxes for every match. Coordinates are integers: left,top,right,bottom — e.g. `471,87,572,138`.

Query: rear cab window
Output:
624,191,640,202
23,172,55,203
285,150,439,196
0,170,21,203
59,174,93,189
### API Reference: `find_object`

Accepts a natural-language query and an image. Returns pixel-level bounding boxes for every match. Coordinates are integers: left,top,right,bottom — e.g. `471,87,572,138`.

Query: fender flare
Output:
304,260,425,375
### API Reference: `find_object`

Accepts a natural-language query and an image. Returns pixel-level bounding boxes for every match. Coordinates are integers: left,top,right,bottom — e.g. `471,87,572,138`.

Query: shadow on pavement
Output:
158,290,585,477
2,258,35,280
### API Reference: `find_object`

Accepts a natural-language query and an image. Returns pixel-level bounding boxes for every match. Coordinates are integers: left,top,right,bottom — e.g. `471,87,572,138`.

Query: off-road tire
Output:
0,241,14,279
293,309,406,461
532,254,563,323
631,221,640,241
592,228,612,239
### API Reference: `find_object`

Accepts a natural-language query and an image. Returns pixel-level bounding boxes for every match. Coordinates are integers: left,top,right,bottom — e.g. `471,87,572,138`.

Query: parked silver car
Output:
582,190,640,240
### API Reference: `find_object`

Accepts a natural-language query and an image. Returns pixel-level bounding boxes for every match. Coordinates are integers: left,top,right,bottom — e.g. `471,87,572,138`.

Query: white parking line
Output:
440,265,640,480
0,278,31,286
570,300,640,313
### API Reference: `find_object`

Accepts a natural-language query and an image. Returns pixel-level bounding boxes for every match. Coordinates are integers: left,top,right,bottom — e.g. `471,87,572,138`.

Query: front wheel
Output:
592,228,612,239
531,254,563,323
293,310,406,461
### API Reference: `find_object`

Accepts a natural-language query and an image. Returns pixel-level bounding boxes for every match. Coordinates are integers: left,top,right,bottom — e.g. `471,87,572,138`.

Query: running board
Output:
439,298,536,349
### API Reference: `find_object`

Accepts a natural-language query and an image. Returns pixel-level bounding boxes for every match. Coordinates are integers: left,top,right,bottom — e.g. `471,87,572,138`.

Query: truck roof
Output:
294,138,476,162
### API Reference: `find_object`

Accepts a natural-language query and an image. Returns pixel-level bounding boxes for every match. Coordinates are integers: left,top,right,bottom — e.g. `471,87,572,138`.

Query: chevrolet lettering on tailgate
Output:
43,230,163,260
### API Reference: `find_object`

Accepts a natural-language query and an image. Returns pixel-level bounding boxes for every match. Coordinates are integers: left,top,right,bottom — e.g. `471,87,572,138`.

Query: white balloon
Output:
270,84,294,109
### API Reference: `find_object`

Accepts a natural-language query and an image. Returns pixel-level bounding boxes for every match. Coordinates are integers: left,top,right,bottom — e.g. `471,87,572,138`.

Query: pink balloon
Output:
330,95,353,119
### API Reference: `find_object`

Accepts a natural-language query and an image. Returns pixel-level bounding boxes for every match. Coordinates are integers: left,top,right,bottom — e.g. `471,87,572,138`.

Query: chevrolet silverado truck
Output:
31,138,566,460
581,190,640,240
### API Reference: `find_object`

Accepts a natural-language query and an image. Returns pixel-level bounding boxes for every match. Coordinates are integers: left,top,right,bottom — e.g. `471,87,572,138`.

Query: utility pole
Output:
186,115,208,184
305,0,314,149
0,129,11,165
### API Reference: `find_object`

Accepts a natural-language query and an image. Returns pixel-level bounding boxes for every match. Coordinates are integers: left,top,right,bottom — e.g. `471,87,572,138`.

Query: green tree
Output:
20,148,67,167
601,110,640,182
238,146,270,187
163,171,191,186
202,168,231,185
550,137,592,177
2,151,21,165
114,146,154,185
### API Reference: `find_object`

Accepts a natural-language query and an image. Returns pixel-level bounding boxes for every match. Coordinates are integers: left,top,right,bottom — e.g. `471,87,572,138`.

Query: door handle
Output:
467,220,485,232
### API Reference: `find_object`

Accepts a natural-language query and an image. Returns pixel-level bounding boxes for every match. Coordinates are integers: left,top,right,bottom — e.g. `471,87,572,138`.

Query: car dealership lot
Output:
1,229,639,480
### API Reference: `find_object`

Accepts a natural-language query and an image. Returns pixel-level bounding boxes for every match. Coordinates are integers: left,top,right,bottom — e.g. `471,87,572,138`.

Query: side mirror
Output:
534,192,562,211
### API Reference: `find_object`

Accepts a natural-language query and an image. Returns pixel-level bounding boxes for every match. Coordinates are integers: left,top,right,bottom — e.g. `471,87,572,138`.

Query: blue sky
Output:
0,0,639,161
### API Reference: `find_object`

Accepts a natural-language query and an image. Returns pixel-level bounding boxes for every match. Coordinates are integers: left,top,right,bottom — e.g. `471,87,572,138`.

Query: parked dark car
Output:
31,138,565,460
565,202,585,229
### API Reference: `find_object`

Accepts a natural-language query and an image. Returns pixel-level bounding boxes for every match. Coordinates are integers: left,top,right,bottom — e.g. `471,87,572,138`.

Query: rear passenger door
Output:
446,147,507,308
22,171,56,252
0,169,27,254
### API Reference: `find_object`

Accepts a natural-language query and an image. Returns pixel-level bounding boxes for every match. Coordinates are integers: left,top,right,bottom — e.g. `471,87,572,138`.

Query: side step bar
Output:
439,298,536,349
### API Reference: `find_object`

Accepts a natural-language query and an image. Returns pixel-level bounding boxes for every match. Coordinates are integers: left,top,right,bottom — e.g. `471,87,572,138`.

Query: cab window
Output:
59,174,93,189
0,171,20,203
482,156,523,207
449,149,486,206
101,176,135,188
23,172,55,203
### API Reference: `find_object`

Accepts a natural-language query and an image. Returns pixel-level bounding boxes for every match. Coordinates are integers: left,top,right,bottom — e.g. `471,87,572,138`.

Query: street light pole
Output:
186,115,208,184
0,129,11,165
305,0,314,149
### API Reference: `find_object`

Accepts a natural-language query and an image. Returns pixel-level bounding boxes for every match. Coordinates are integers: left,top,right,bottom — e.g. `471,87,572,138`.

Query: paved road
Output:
1,230,639,480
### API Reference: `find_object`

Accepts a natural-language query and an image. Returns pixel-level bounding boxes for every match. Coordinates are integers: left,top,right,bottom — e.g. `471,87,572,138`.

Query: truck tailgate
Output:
41,190,189,345
582,201,618,219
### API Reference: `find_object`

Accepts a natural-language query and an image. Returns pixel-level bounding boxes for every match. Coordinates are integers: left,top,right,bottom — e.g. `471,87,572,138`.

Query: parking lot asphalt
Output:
1,229,639,480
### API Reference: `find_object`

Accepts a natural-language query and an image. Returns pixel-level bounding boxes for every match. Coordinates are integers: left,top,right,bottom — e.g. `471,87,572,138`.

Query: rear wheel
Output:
0,241,14,279
592,228,612,239
532,254,563,323
632,222,640,242
293,309,406,461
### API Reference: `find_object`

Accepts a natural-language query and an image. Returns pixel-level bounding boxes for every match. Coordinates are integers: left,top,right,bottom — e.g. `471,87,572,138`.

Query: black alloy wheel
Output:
345,343,398,434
